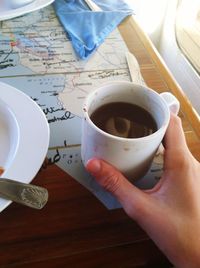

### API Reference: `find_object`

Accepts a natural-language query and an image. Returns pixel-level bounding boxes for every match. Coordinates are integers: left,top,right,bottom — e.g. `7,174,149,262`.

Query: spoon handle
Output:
84,0,102,11
0,178,48,209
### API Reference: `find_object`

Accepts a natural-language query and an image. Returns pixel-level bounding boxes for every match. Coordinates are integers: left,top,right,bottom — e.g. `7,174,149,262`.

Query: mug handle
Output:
160,92,180,115
155,92,180,162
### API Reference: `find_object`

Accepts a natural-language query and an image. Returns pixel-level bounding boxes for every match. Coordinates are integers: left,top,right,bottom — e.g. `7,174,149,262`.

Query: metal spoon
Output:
84,0,102,11
0,178,48,209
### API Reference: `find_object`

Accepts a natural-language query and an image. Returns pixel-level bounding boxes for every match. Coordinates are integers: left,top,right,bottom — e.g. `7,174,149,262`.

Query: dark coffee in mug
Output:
90,102,157,138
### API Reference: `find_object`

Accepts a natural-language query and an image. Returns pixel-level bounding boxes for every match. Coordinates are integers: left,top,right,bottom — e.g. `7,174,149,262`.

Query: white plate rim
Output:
0,0,55,21
0,81,50,212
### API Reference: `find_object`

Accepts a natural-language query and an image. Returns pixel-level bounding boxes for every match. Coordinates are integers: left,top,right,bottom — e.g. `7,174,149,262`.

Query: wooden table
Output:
0,14,200,268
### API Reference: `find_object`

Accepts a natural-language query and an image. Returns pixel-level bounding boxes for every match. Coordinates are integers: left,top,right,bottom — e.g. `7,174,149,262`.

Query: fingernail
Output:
86,158,101,173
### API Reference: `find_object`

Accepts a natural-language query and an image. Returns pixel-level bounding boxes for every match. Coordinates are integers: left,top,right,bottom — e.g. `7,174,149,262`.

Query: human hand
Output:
86,114,200,268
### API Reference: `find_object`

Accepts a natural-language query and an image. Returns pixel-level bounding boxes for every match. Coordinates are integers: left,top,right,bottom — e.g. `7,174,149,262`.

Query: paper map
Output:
0,5,162,209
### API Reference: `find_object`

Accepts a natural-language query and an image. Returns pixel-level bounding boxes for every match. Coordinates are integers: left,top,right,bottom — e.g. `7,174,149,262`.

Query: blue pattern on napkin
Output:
53,0,133,59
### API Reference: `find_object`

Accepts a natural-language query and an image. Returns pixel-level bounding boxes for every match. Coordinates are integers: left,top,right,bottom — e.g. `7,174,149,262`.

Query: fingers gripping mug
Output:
81,81,180,181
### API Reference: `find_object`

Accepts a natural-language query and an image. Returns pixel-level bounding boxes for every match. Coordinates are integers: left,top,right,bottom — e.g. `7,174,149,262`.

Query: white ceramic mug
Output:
81,81,180,181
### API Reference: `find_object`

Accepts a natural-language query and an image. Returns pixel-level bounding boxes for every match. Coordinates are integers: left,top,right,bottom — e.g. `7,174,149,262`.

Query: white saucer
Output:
0,81,49,212
0,0,54,21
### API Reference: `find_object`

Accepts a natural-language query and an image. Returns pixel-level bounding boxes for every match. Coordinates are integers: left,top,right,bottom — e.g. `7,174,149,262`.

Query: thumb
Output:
86,158,150,219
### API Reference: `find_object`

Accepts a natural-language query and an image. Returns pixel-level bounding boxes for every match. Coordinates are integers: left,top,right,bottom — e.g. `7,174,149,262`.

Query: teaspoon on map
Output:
0,178,48,209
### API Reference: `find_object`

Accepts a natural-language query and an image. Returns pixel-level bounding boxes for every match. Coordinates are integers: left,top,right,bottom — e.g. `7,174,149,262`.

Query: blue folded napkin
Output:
53,0,133,59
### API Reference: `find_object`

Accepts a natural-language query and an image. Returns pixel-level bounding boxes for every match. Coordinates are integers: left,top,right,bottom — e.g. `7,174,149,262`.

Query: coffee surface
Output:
90,102,157,138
